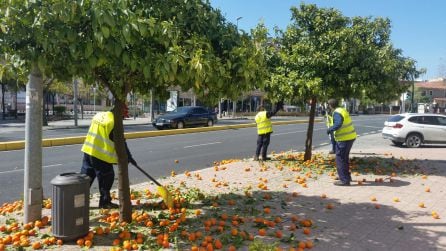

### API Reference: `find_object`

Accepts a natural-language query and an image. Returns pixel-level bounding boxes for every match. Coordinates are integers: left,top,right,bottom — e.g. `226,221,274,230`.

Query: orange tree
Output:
265,3,420,160
1,0,266,222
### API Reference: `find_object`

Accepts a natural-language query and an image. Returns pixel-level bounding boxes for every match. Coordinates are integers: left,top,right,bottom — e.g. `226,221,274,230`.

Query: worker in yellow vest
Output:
326,99,357,186
254,101,283,161
80,106,137,209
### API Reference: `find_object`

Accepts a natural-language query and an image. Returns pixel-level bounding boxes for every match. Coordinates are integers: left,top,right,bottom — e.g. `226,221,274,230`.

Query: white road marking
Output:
357,125,383,129
319,143,329,146
184,142,222,148
0,169,23,174
274,128,325,136
0,163,63,175
43,164,63,168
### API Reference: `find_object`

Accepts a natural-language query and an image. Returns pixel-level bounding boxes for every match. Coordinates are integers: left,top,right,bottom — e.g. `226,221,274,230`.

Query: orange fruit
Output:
84,240,92,248
258,228,267,236
418,202,425,208
206,242,214,251
303,228,311,235
231,228,238,236
31,241,41,250
188,233,196,241
300,219,312,227
214,239,223,249
263,207,271,214
425,187,430,192
122,240,131,250
298,241,306,249
195,231,203,239
95,227,104,235
112,239,120,246
275,230,283,238
34,221,43,228
76,238,84,247
228,245,237,251
305,240,314,249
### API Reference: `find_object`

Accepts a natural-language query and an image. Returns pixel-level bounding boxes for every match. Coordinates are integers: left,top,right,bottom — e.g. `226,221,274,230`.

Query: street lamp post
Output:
236,16,242,29
233,17,243,118
93,86,96,112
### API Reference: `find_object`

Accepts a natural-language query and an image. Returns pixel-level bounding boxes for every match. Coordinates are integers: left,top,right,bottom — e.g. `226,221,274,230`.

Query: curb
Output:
0,119,319,151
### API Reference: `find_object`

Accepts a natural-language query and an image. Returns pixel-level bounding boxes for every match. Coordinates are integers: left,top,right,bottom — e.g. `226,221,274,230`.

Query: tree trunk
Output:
1,82,5,120
304,97,317,161
51,92,56,112
113,99,132,223
24,65,43,223
80,98,84,120
13,90,18,119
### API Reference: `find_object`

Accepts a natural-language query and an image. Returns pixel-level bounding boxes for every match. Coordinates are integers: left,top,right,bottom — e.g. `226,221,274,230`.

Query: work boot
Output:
253,156,259,161
333,181,350,186
329,150,335,154
99,202,119,209
262,157,271,161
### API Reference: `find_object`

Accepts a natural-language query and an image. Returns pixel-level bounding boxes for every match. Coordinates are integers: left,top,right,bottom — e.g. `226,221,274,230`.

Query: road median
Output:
0,119,317,151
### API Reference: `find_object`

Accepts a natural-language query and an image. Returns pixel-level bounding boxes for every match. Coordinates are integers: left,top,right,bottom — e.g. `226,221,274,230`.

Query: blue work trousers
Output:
335,139,355,184
255,133,271,159
329,132,336,152
81,153,114,206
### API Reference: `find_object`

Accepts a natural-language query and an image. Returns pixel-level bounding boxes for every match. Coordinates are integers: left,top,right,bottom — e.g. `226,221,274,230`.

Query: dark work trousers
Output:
80,153,114,206
335,139,355,184
255,133,271,159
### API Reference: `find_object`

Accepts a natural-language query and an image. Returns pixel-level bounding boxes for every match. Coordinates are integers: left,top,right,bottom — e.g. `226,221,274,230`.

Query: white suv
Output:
382,113,446,148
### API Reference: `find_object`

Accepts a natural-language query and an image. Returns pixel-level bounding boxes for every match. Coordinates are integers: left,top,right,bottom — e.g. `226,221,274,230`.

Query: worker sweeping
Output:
80,106,137,209
254,101,284,161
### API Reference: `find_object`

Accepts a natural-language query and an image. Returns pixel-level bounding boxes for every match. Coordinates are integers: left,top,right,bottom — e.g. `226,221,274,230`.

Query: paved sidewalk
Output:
125,133,446,250
307,134,446,250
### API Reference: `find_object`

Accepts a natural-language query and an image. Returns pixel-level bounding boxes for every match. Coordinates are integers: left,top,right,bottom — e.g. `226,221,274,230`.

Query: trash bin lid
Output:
51,173,91,186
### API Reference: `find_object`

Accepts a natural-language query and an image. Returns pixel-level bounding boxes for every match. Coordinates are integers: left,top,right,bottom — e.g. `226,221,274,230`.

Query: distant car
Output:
152,106,217,130
382,113,446,148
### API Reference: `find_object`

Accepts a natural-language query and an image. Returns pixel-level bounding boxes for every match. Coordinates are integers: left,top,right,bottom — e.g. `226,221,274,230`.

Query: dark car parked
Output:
152,106,218,130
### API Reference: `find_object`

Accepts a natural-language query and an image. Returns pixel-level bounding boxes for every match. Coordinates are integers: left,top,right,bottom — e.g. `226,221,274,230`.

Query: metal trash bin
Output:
51,173,90,241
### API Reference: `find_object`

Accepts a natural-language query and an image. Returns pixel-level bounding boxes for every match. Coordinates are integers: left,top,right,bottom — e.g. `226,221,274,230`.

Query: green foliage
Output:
1,0,265,102
248,239,278,251
265,3,421,104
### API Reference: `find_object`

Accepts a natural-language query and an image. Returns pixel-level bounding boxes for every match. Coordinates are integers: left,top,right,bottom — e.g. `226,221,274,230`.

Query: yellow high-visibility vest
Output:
255,111,273,135
326,114,333,127
81,112,118,164
333,107,357,141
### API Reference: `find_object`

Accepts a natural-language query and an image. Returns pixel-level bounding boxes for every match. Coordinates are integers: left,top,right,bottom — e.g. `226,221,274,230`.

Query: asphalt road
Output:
0,119,251,142
0,115,388,204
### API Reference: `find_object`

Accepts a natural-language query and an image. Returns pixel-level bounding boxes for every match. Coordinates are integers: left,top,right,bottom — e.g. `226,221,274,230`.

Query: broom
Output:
132,163,173,208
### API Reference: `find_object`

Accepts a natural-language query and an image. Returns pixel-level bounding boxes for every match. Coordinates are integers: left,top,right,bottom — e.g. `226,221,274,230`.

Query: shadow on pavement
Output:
80,189,443,250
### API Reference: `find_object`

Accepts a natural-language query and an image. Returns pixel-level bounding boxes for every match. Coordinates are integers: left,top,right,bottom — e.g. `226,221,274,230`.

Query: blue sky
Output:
209,0,446,80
